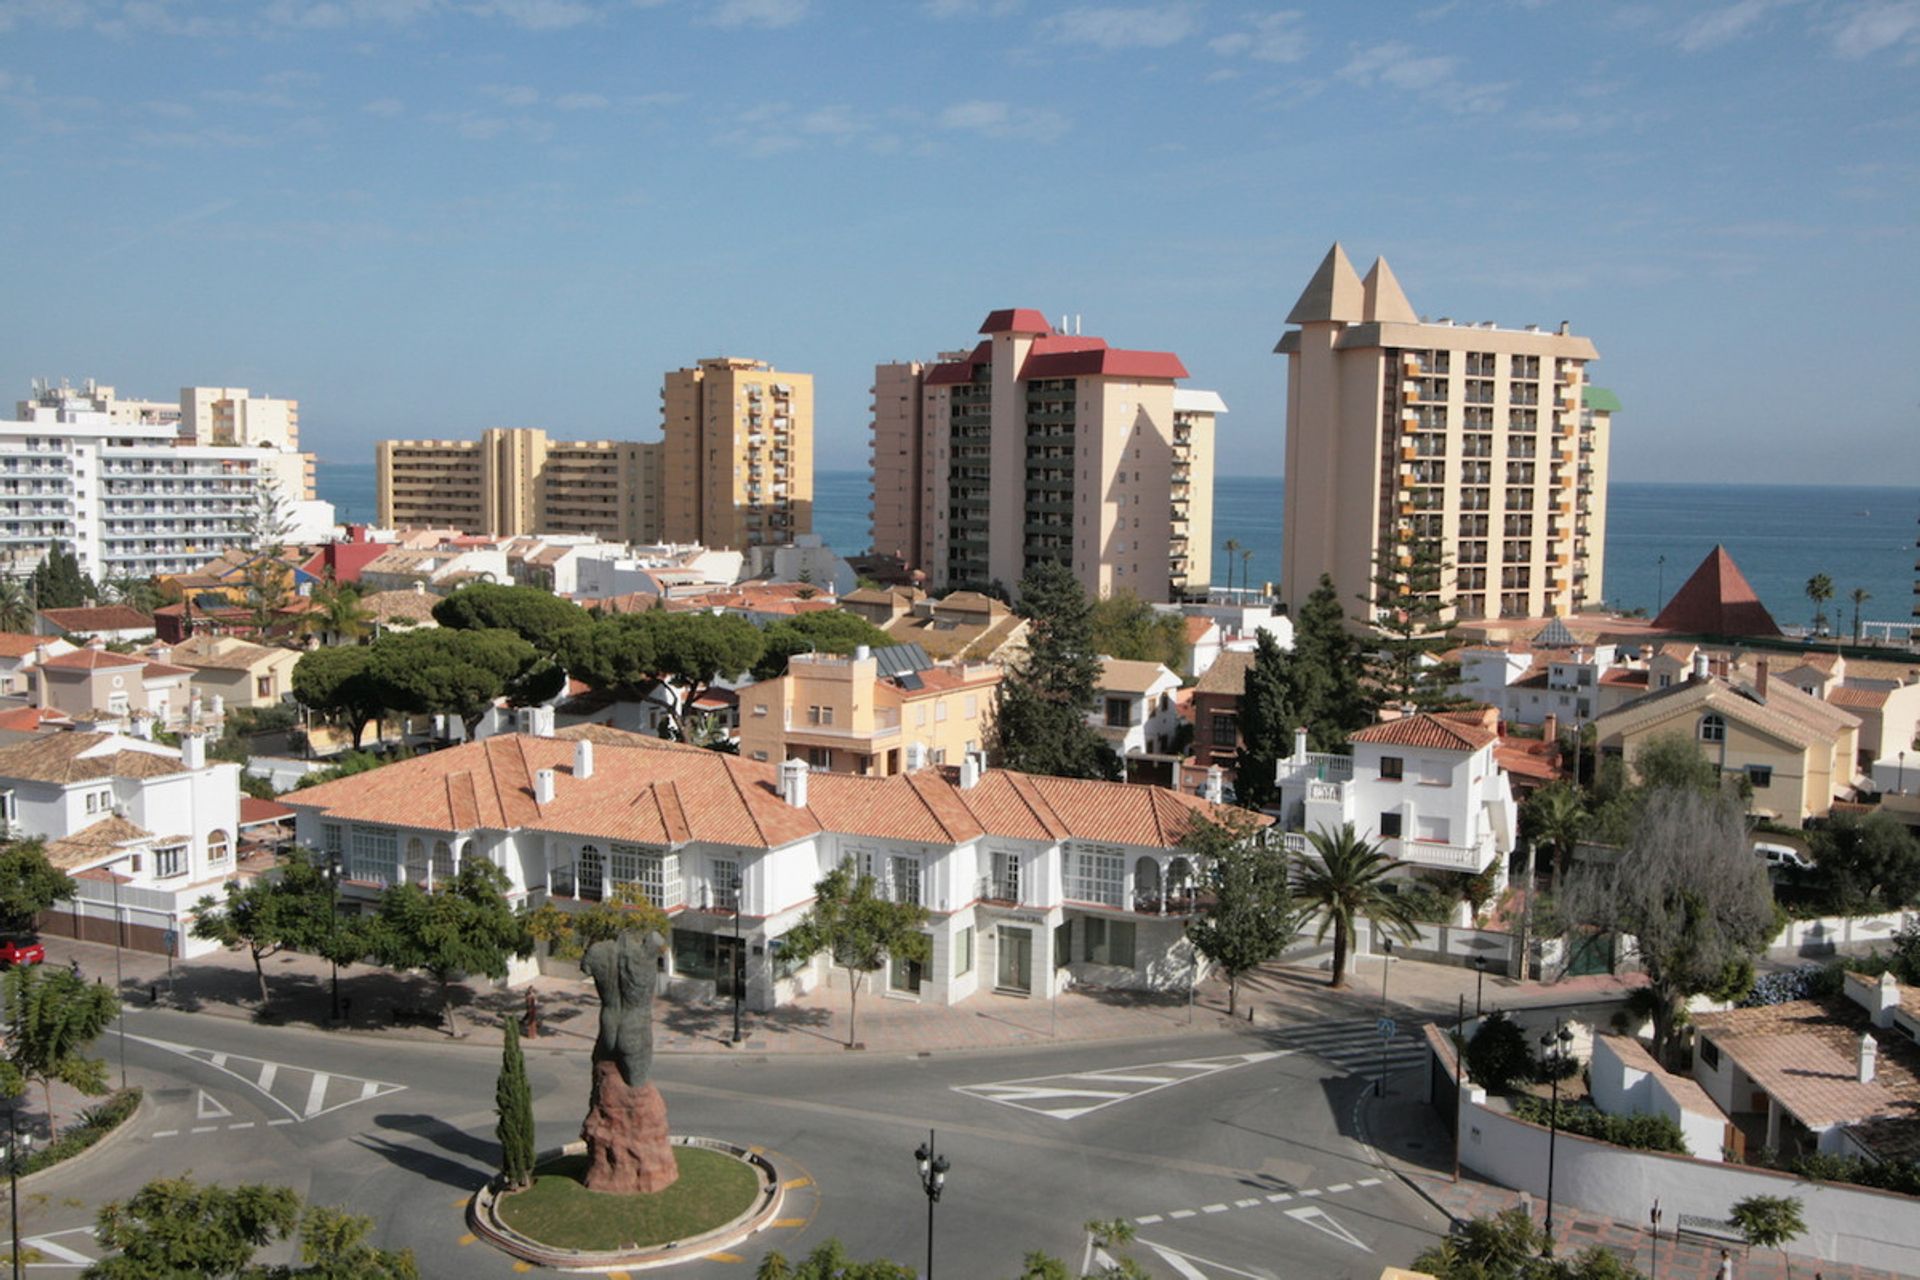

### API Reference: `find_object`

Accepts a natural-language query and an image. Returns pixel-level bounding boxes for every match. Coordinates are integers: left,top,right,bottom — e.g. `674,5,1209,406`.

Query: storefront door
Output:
995,925,1032,994
715,935,744,1000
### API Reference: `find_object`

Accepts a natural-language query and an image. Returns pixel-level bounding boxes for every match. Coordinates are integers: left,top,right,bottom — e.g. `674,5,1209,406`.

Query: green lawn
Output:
495,1148,760,1251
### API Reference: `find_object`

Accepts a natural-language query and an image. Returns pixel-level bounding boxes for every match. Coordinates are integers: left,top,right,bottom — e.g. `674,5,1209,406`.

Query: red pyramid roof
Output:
1652,545,1782,637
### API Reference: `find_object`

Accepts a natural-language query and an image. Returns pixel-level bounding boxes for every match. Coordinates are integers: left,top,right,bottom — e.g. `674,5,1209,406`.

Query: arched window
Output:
405,837,428,884
432,840,455,883
1133,856,1161,912
207,830,230,866
1699,713,1726,744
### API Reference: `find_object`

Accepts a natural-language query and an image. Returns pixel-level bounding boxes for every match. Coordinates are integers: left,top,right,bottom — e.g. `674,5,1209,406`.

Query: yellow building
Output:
1595,655,1861,825
662,358,813,550
1277,243,1614,623
738,648,1002,776
375,428,663,540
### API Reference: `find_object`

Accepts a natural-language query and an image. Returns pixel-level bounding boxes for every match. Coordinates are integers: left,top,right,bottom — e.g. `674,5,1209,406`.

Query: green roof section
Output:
1583,386,1623,413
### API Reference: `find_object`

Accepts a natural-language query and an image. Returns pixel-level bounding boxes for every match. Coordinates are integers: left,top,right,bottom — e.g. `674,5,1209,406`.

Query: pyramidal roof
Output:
1653,545,1783,638
1532,616,1579,648
1361,256,1418,323
1287,242,1365,325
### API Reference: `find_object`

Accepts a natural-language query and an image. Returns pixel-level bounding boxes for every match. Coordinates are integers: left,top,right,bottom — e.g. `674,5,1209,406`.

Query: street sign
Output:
1376,1016,1397,1041
163,929,178,954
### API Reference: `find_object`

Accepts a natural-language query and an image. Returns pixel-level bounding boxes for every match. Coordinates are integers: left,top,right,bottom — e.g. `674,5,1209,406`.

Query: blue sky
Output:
2,0,1917,486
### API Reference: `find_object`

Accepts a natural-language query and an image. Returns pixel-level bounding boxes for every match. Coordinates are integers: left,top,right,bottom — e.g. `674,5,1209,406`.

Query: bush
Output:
19,1088,142,1176
1787,1151,1920,1197
1507,1096,1688,1155
1465,1011,1533,1094
1739,963,1823,1007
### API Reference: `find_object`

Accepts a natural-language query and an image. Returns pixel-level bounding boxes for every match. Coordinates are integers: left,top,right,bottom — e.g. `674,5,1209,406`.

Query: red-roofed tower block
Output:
870,309,1223,605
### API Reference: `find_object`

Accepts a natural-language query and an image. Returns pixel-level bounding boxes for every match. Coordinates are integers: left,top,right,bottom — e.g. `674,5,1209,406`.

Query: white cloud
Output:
938,98,1069,141
1672,0,1783,53
703,0,806,29
923,0,1019,14
364,96,405,117
554,92,609,110
1829,0,1920,56
1040,4,1194,50
481,83,541,107
713,100,903,156
1208,10,1305,62
1339,40,1508,113
473,0,599,29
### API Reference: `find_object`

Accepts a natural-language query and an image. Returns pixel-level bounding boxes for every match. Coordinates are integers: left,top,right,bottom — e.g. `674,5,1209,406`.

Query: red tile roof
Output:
1828,685,1891,709
978,308,1053,335
0,634,46,658
0,706,65,732
1351,713,1499,752
1021,347,1189,381
239,797,297,826
40,648,145,671
1652,545,1782,638
38,605,153,633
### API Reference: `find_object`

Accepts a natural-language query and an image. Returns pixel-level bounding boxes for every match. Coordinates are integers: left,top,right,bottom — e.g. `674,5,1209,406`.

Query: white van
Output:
1753,841,1812,872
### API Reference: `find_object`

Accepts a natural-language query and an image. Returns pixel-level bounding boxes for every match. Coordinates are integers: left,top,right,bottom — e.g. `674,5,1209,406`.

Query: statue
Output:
579,931,678,1193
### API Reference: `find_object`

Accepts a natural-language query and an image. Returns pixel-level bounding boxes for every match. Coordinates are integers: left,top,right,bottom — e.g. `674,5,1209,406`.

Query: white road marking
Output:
1168,1210,1196,1220
1301,1188,1323,1197
257,1063,277,1093
190,1125,217,1134
127,1034,405,1123
954,1051,1285,1120
268,1118,294,1126
1201,1203,1228,1214
196,1090,231,1120
229,1122,253,1130
1284,1205,1372,1252
304,1073,330,1118
152,1129,178,1138
1325,1182,1352,1193
1233,1198,1260,1208
1136,1215,1162,1225
1265,1192,1292,1203
1139,1240,1275,1279
1357,1177,1383,1187
21,1228,96,1265
1135,1176,1394,1226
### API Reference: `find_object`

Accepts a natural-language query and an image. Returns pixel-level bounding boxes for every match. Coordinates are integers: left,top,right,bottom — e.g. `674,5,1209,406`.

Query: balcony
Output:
978,875,1023,906
1383,837,1489,872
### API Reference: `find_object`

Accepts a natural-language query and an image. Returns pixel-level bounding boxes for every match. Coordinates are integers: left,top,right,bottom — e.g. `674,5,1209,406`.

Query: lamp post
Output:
1656,555,1665,616
110,866,125,1091
1648,1200,1663,1280
1472,954,1487,1017
914,1129,949,1280
4,1107,31,1280
730,869,743,1046
327,849,342,1024
1374,936,1395,1097
1539,1022,1574,1256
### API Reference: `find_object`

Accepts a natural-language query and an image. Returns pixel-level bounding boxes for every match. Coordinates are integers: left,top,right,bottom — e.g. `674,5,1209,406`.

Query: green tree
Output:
1804,573,1833,637
989,560,1115,780
241,481,298,630
368,859,533,1038
99,574,161,616
0,579,36,632
190,855,345,1010
1292,573,1373,745
0,840,75,934
1521,784,1587,891
1730,1194,1806,1279
1221,538,1242,596
301,577,372,647
431,583,590,655
28,546,95,611
779,859,931,1049
1464,1011,1534,1093
1809,810,1920,912
85,1176,417,1280
495,1020,535,1190
292,645,388,749
1232,631,1296,810
368,627,538,740
1411,1206,1641,1278
566,611,764,738
1089,590,1188,671
1559,788,1775,1062
1849,585,1872,645
752,610,896,682
0,962,119,1128
1361,539,1456,711
1184,813,1297,1015
526,883,671,961
753,1239,914,1280
1292,823,1423,989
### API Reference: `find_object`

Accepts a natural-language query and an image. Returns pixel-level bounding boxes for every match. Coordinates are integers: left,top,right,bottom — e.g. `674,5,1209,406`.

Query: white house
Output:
1455,642,1649,728
1091,659,1184,759
283,726,1257,1010
0,634,74,697
0,730,244,958
1274,713,1517,889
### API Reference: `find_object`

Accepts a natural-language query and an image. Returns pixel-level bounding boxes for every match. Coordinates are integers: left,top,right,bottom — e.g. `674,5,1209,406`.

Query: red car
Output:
0,940,45,968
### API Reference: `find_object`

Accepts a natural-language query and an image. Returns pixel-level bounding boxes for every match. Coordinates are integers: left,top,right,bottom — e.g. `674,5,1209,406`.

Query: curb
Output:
467,1136,785,1273
7,1089,151,1198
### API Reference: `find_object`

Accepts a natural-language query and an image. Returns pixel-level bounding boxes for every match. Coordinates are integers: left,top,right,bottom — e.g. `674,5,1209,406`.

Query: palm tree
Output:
1292,823,1423,989
303,578,372,647
0,578,32,633
1804,573,1833,637
1240,548,1255,598
1522,782,1587,892
1850,586,1872,646
1222,538,1242,597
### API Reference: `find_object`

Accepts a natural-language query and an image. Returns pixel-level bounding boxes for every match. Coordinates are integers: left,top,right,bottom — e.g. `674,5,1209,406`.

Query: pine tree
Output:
495,1020,535,1189
1293,573,1372,744
1233,631,1296,810
28,546,94,612
1361,541,1456,712
988,560,1116,780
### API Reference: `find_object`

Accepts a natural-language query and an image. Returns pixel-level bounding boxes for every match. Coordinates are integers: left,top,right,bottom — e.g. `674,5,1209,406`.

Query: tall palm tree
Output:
1222,538,1242,597
0,579,32,634
303,577,372,647
1850,586,1872,646
1292,823,1423,989
1804,573,1833,637
1522,782,1587,892
1240,548,1255,598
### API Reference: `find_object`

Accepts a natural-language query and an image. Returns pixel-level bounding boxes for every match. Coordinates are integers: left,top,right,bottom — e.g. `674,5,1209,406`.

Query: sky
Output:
1,0,1917,486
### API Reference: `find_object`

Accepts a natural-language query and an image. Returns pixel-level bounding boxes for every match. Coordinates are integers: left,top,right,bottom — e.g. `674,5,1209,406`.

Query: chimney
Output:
529,704,556,737
574,738,594,780
1870,971,1902,1029
780,757,809,808
129,714,152,741
180,731,206,770
1860,1033,1878,1084
534,768,556,805
1557,320,1571,336
86,635,105,651
960,749,987,789
855,644,871,661
1205,765,1225,804
1690,651,1710,683
413,580,426,595
1542,713,1558,746
1293,726,1310,764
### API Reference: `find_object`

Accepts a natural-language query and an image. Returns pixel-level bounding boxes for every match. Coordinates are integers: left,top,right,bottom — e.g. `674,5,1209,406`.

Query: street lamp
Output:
326,849,342,1024
4,1107,32,1280
110,864,126,1091
1539,1023,1575,1256
1374,936,1395,1097
1648,1200,1663,1280
1472,954,1487,1017
914,1129,949,1280
730,869,743,1046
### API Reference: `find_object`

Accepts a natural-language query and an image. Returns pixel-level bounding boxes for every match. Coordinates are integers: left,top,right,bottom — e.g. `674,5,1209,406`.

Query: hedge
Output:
1507,1096,1688,1155
18,1088,142,1177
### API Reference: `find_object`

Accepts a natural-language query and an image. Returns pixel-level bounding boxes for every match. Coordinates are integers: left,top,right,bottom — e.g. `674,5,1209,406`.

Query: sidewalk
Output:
1358,1070,1914,1280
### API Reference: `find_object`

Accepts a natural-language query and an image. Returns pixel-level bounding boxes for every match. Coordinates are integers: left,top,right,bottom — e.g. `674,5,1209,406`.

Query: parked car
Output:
0,938,45,967
1753,842,1813,872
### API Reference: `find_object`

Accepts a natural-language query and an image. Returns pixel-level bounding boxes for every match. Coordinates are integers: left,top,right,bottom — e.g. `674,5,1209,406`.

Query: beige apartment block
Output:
738,648,1002,776
1276,243,1615,625
376,428,662,541
871,310,1219,604
181,387,314,499
662,358,813,550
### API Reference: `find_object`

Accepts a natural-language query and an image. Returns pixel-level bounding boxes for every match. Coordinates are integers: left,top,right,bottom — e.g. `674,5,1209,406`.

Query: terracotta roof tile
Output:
1194,650,1253,696
0,733,187,784
37,605,153,633
40,648,145,671
1351,713,1498,752
0,634,46,658
1099,658,1177,695
43,815,153,869
1829,685,1891,709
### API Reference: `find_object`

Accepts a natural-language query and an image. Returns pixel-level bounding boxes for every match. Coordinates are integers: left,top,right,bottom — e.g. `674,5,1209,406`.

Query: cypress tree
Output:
988,560,1117,780
1234,631,1296,810
1294,573,1372,745
495,1019,535,1189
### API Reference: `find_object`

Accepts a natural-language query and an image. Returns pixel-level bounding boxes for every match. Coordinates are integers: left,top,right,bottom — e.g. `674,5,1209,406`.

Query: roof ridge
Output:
720,756,773,847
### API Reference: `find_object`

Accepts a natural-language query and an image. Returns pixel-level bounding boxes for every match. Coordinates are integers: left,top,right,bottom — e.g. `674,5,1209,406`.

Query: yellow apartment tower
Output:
870,310,1219,604
1276,243,1617,624
662,358,814,550
376,428,663,540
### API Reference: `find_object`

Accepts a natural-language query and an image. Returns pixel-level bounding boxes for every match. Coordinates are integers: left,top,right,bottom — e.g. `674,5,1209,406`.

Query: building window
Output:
935,702,948,722
432,840,455,882
1379,756,1404,781
965,693,978,719
322,823,344,861
671,928,717,980
710,859,739,912
612,844,681,910
1067,845,1125,907
889,855,922,907
888,946,926,994
1699,1037,1720,1071
349,826,396,885
753,703,768,717
207,830,230,866
155,844,187,879
1747,765,1772,789
807,746,831,769
1210,713,1236,746
1104,698,1133,728
405,836,427,883
256,675,272,698
1379,812,1403,839
954,926,974,976
1699,714,1725,744
1083,917,1137,968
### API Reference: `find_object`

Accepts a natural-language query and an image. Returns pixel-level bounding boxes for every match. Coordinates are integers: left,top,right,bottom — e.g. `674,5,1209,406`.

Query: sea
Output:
316,461,1919,630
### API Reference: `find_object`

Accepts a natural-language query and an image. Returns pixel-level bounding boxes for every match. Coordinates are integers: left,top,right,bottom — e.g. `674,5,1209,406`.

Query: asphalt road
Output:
13,1005,1451,1278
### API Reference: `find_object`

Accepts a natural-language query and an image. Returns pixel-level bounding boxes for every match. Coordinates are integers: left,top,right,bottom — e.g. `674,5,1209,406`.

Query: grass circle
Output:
494,1147,761,1252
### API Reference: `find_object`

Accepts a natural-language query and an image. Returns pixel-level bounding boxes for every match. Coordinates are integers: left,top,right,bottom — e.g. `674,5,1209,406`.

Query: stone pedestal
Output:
580,1059,679,1194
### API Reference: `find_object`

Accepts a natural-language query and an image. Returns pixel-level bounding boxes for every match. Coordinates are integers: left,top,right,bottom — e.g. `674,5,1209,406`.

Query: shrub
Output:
1507,1096,1688,1155
1789,1151,1920,1197
1739,963,1823,1007
19,1088,142,1176
1465,1011,1533,1094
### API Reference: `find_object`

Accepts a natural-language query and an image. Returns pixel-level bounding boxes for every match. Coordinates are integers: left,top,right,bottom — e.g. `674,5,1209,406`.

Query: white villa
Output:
284,725,1260,1011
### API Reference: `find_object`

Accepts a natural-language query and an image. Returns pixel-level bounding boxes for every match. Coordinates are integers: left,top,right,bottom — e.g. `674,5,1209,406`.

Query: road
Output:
13,1006,1451,1278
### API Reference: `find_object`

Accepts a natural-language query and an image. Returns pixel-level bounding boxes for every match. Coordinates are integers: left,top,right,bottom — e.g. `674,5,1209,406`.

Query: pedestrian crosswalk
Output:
19,1225,100,1269
130,1033,405,1126
954,1050,1284,1120
1267,1018,1432,1077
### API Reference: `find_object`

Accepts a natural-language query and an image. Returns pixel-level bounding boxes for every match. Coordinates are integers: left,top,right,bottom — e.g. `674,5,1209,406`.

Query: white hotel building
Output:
0,393,332,580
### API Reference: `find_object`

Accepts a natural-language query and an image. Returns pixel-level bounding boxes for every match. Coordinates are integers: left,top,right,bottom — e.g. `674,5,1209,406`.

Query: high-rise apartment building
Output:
180,386,314,500
1277,243,1615,624
376,428,664,541
661,358,813,550
870,310,1219,603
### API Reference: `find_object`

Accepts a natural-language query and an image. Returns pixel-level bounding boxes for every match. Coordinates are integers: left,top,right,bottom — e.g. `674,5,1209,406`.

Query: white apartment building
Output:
285,727,1254,1010
1274,716,1517,890
0,395,333,581
1092,658,1184,759
0,730,244,958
